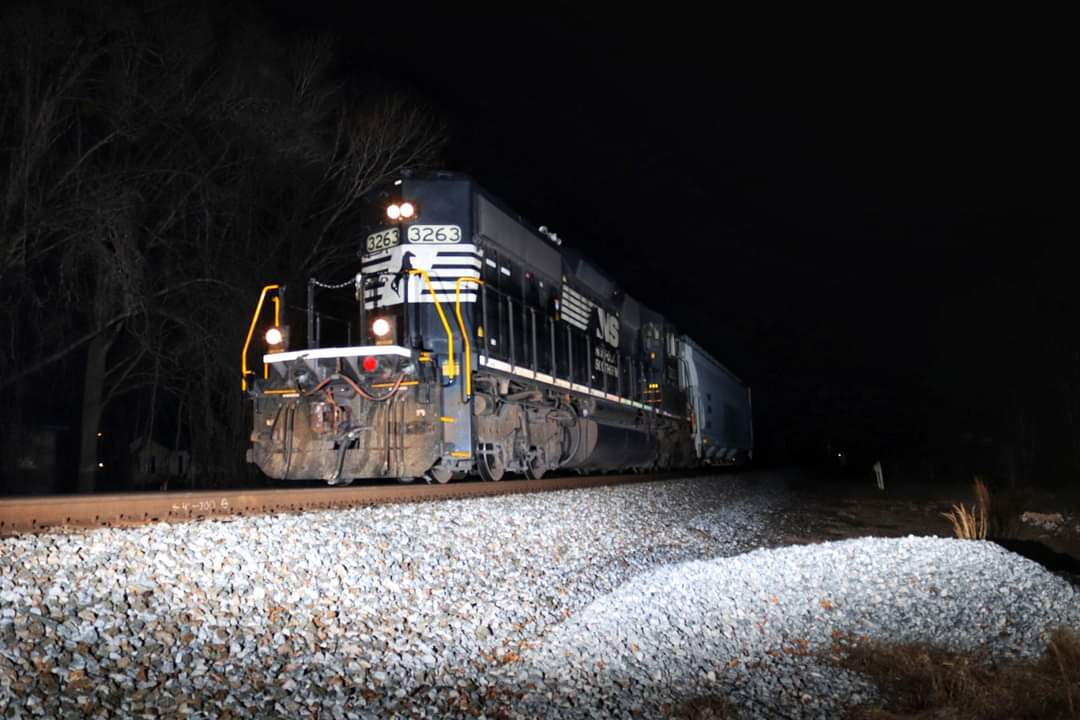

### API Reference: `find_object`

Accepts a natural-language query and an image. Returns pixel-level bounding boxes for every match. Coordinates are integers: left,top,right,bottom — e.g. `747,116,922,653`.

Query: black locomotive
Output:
243,173,752,484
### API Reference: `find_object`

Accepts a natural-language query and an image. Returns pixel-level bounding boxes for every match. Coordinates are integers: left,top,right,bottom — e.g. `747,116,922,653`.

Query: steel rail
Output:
0,473,683,536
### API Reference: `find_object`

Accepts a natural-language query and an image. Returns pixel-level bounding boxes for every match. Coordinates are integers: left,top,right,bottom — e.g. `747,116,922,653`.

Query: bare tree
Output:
301,96,445,275
0,2,445,492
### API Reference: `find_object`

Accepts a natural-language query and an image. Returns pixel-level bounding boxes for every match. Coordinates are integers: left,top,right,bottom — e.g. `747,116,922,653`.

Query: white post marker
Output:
873,460,884,491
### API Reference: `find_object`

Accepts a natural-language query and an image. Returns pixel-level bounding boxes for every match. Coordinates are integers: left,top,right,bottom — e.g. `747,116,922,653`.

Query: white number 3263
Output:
407,225,461,243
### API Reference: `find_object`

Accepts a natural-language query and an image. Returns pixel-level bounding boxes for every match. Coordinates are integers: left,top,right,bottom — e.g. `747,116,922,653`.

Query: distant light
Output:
98,462,104,468
362,356,378,373
265,327,284,346
386,204,401,220
97,432,103,437
393,179,403,186
372,317,391,337
399,202,415,219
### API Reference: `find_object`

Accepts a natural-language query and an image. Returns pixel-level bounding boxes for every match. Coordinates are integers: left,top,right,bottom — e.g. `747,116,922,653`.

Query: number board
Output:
407,225,462,244
366,228,399,253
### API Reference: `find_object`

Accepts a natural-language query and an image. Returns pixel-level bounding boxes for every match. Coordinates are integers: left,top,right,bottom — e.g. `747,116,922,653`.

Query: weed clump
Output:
942,477,992,540
667,696,734,719
841,626,1080,719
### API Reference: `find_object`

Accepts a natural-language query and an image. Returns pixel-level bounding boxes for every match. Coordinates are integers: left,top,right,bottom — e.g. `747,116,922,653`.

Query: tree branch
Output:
0,278,235,389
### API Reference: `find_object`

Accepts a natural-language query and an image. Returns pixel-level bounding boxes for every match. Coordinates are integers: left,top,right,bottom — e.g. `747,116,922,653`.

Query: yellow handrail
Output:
408,269,457,379
454,277,484,399
241,284,280,391
266,295,281,379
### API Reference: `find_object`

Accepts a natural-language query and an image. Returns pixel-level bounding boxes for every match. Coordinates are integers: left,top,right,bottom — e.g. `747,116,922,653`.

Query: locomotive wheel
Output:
426,464,453,484
477,444,505,482
524,459,546,481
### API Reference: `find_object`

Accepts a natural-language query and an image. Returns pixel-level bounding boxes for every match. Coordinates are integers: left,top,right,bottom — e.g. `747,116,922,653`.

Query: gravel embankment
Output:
1,475,1077,719
508,536,1080,719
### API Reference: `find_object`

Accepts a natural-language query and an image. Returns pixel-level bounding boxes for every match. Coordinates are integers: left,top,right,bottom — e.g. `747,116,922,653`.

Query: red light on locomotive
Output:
362,356,378,373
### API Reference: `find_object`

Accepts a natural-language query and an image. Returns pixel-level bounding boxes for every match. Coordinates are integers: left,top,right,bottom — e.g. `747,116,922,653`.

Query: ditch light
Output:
265,326,289,353
371,316,395,346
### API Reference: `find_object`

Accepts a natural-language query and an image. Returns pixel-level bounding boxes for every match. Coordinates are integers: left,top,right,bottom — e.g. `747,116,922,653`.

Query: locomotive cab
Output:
243,176,479,484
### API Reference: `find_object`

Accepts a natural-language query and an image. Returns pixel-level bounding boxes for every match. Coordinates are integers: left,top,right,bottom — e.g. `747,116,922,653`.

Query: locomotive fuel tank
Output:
550,401,658,470
559,416,658,470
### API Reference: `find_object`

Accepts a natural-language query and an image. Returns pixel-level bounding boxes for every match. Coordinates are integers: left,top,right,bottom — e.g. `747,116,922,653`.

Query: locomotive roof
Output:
406,171,553,249
399,171,672,331
391,172,742,386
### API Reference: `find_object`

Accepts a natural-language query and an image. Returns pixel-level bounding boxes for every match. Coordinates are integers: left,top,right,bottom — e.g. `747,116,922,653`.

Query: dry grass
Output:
667,696,735,719
942,477,992,539
840,627,1080,720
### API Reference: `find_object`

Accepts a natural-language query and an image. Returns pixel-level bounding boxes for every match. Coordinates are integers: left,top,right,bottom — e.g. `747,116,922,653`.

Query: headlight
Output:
399,202,415,219
265,327,284,346
386,204,401,220
371,317,391,338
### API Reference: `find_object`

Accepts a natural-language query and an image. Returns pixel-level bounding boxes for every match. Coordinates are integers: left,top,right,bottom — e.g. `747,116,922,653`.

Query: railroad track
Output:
0,472,686,536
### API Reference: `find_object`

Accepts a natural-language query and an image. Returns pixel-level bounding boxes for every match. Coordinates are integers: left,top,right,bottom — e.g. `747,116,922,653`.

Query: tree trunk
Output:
170,399,183,492
77,332,111,493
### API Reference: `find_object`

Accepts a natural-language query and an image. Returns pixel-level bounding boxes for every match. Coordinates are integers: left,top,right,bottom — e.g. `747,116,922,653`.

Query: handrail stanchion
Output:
481,283,490,364
550,319,556,377
507,296,516,368
567,325,573,386
548,319,557,377
586,336,592,391
616,353,622,397
242,284,281,391
454,277,484,401
530,308,538,372
267,294,281,379
408,269,456,379
306,279,316,349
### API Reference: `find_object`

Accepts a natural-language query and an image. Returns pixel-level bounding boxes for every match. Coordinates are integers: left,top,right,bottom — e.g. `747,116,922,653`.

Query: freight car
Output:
242,173,752,484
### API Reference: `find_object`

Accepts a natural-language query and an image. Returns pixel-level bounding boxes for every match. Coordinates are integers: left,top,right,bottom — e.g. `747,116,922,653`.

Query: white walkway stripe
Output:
472,356,682,418
265,345,412,364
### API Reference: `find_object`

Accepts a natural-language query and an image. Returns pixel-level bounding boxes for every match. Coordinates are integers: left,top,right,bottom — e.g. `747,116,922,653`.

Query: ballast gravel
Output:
0,474,1077,719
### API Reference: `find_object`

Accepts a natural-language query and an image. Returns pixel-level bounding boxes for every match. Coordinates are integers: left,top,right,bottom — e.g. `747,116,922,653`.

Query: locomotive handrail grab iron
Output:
270,295,281,379
453,276,484,401
241,284,281,391
407,268,457,380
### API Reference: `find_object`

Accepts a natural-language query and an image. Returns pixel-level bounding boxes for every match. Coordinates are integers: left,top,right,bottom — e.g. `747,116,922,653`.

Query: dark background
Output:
266,4,1079,482
2,2,1076,491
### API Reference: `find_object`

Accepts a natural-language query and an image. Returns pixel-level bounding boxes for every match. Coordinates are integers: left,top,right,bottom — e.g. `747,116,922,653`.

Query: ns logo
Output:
595,308,620,347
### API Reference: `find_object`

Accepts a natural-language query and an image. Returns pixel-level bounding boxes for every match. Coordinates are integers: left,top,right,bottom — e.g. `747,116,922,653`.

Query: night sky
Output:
265,5,1078,467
